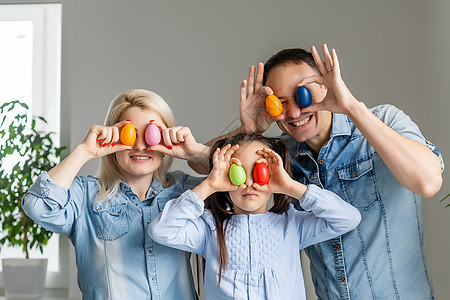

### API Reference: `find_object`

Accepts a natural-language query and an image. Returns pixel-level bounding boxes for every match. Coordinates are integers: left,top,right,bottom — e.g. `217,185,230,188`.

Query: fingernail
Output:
175,143,180,146
102,143,107,147
180,140,185,143
167,145,173,150
150,120,154,123
126,148,132,151
111,141,116,146
98,139,102,142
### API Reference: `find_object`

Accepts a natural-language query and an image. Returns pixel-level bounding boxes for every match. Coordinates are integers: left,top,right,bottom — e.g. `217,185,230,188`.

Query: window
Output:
0,3,64,289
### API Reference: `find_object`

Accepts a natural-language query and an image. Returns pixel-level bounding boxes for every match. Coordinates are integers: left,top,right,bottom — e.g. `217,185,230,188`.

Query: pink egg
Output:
145,124,161,146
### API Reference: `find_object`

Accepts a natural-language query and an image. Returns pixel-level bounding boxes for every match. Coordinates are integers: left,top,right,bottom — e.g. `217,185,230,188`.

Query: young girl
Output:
148,133,361,299
22,89,209,300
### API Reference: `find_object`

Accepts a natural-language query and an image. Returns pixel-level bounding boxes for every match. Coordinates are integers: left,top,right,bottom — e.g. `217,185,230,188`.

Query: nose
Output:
133,131,148,150
245,171,254,186
285,99,301,119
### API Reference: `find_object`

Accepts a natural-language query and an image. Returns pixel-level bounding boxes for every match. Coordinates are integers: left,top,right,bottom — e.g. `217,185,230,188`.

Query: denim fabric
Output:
22,171,204,300
149,186,360,300
281,104,444,300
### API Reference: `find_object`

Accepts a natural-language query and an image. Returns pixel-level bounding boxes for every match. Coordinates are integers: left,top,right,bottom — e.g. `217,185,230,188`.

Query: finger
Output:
175,127,190,144
161,129,174,150
218,144,232,161
247,65,255,95
110,144,132,153
168,127,181,145
114,120,131,128
254,62,264,92
230,157,241,166
322,44,333,72
311,45,327,75
148,144,172,155
101,127,113,147
298,75,324,87
240,79,248,102
331,48,341,76
300,101,326,113
111,126,120,147
223,145,237,162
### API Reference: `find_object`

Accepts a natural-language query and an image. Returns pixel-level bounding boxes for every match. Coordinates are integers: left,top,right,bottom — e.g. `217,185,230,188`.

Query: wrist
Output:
74,144,96,163
192,180,216,200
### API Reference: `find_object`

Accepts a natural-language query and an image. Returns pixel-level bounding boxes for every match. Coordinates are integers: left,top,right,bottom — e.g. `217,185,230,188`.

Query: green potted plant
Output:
0,100,65,298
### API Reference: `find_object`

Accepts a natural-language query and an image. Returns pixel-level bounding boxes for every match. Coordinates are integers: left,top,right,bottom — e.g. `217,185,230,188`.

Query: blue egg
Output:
296,86,312,108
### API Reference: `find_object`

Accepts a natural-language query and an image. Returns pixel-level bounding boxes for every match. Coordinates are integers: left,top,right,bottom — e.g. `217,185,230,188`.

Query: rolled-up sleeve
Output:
22,171,86,237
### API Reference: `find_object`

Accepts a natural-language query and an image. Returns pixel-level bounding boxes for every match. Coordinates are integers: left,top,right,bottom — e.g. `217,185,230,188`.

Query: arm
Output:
295,184,361,249
49,121,132,188
255,147,360,248
149,144,241,251
301,44,442,198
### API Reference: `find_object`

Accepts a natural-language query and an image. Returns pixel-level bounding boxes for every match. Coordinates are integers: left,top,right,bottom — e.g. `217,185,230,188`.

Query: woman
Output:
22,89,209,300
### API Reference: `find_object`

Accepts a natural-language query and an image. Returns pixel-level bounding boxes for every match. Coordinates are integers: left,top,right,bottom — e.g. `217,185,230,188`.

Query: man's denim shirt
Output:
22,171,203,300
281,104,444,300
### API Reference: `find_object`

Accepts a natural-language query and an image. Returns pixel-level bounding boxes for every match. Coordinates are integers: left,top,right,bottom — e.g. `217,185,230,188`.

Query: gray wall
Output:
5,0,450,298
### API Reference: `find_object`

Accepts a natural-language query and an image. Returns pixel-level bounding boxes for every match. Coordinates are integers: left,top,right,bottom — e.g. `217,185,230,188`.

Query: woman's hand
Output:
148,123,210,162
80,121,132,159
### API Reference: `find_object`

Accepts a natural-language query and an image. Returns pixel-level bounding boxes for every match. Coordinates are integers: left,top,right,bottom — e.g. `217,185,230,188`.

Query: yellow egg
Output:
120,123,136,146
265,95,283,117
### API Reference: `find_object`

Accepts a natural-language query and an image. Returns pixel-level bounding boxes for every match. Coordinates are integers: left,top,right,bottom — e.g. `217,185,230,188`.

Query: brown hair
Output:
205,133,292,285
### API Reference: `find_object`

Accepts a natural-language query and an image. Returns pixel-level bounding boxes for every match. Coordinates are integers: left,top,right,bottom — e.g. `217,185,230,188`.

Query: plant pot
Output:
2,258,47,299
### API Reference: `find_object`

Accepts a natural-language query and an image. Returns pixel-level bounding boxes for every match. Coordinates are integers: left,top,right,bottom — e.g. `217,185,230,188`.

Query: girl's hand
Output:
240,63,284,133
148,123,210,161
253,148,294,194
300,44,360,116
205,144,243,192
80,121,132,158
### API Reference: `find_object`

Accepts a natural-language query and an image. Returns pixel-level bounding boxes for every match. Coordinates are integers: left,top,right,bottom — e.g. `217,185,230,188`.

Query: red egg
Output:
253,162,270,185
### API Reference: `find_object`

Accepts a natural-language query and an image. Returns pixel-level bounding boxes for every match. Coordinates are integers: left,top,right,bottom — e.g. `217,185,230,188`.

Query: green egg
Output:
228,164,247,186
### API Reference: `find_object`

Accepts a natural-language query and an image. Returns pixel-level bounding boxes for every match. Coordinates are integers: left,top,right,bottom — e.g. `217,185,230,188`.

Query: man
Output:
201,44,443,299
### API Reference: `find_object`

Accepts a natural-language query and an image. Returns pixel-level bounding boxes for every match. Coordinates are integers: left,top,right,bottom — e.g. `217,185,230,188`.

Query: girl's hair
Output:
96,89,175,202
206,133,292,284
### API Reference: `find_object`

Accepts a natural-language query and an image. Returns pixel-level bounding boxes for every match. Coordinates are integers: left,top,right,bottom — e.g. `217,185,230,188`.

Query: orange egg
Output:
265,94,283,117
120,123,136,146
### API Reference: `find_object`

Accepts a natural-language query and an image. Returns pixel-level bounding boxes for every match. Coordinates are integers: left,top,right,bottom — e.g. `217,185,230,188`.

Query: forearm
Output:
48,145,94,189
347,102,442,198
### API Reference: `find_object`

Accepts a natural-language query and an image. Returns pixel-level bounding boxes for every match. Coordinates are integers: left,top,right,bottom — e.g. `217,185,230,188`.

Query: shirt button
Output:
152,277,156,281
335,244,340,250
353,171,358,177
319,160,324,165
340,276,345,281
149,250,152,254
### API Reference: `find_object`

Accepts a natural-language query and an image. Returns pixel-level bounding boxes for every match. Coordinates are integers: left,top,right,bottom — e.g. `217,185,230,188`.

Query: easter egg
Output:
228,164,247,186
296,86,312,108
145,123,161,146
253,162,270,185
265,94,283,117
120,123,136,146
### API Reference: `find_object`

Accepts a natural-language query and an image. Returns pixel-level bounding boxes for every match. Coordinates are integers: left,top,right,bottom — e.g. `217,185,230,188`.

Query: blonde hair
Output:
96,89,175,202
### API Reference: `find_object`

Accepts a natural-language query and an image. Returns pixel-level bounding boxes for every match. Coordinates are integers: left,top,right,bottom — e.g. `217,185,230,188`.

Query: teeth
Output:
292,116,311,127
131,156,149,160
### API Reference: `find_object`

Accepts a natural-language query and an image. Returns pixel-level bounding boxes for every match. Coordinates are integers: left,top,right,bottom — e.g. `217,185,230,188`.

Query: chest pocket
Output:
337,158,379,210
93,202,130,240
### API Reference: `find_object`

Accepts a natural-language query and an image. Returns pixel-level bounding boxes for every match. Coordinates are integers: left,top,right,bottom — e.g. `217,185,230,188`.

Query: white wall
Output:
3,0,448,299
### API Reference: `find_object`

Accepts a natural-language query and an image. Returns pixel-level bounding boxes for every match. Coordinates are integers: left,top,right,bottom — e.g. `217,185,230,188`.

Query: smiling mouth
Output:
130,155,151,161
289,115,312,127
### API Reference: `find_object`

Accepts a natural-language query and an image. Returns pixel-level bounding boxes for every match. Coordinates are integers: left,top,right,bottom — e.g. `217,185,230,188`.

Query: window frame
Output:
0,3,64,290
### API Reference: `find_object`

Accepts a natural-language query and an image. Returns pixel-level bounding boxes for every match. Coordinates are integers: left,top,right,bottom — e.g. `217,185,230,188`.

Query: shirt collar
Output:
119,177,164,205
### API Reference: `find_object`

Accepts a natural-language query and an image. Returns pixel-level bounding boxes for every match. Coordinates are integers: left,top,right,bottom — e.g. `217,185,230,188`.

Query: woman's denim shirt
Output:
22,171,203,300
281,104,444,300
